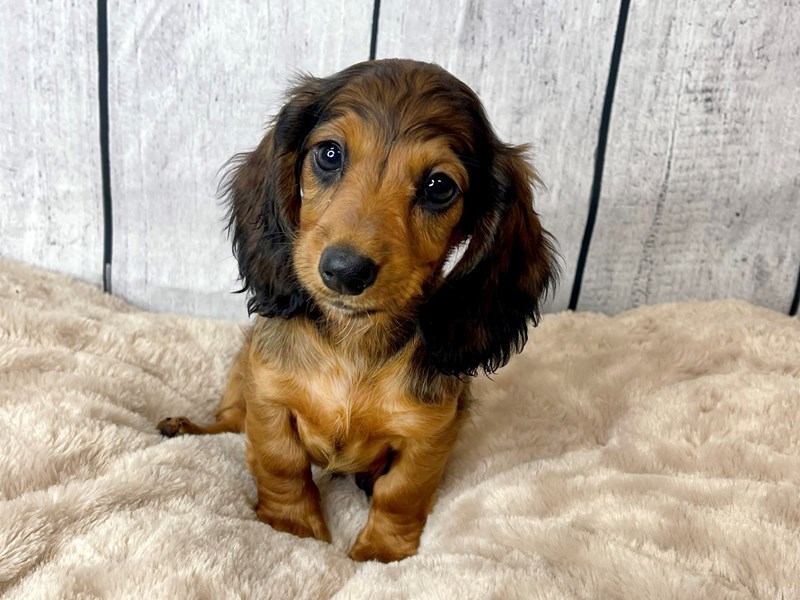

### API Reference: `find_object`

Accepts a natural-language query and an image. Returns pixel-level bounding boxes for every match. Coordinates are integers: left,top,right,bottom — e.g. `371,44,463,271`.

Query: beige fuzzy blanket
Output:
0,258,798,599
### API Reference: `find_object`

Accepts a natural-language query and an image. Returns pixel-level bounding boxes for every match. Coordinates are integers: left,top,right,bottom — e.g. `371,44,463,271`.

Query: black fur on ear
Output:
220,76,337,318
419,145,560,376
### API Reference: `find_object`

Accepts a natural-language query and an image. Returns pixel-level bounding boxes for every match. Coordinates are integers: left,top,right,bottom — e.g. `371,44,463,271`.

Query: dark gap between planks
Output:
97,0,113,293
568,0,631,311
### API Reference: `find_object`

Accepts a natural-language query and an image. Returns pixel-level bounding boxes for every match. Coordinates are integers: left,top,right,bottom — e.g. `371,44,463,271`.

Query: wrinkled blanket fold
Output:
0,258,798,599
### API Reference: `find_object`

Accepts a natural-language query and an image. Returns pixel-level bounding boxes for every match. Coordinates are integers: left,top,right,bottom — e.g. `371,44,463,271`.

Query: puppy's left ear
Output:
419,146,559,376
221,76,328,318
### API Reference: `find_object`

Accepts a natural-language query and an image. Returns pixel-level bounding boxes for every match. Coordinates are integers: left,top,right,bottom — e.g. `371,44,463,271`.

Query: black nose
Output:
318,246,379,296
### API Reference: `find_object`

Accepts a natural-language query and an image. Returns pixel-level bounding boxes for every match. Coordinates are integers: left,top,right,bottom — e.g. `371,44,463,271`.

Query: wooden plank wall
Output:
579,0,800,314
1,3,104,287
2,1,799,319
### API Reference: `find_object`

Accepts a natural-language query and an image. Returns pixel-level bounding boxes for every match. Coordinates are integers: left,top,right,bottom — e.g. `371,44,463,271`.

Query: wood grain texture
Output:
109,1,373,320
377,0,620,312
579,0,800,314
0,2,103,286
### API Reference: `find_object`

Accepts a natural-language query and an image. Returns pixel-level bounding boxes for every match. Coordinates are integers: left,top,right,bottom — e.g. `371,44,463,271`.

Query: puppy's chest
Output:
291,356,408,472
253,318,462,472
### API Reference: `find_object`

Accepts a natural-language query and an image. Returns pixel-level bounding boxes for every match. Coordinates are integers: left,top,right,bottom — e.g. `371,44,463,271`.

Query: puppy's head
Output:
224,59,558,375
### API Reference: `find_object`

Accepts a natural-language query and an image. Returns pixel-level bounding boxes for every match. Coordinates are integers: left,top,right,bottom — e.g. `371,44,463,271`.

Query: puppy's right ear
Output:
221,77,326,318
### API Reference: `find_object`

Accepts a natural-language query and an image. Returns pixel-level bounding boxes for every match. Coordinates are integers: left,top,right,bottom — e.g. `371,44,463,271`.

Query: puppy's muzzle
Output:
319,246,379,296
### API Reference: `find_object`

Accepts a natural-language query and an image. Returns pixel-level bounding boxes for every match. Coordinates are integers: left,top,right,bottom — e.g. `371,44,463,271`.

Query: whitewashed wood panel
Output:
0,2,103,286
377,0,620,312
109,1,373,320
579,0,800,314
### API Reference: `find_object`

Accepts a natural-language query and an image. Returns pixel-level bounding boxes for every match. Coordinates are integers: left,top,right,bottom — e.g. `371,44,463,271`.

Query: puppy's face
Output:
293,103,470,320
226,59,558,375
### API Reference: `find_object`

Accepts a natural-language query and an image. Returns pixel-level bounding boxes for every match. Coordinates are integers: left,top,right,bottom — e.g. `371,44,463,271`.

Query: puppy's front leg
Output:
349,428,458,562
246,402,331,543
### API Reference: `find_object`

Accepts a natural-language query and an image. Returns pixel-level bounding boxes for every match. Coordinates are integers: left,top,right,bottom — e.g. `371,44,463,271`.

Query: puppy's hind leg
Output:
158,341,250,437
158,410,243,436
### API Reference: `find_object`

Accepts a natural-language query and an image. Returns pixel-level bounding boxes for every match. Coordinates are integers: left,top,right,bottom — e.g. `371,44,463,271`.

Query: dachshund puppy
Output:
159,59,558,563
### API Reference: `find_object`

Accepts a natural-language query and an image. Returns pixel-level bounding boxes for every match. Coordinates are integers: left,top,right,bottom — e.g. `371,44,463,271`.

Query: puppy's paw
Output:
157,416,195,437
348,531,418,563
256,503,331,543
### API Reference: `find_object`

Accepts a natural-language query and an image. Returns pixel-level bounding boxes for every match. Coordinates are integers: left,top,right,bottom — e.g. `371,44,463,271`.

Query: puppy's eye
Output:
422,173,459,208
314,142,343,171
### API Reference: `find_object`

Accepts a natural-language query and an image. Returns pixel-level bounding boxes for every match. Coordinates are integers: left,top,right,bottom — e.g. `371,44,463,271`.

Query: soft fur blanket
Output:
0,258,798,599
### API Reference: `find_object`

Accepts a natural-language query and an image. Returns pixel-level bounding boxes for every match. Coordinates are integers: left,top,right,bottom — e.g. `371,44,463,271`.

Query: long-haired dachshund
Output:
159,59,558,563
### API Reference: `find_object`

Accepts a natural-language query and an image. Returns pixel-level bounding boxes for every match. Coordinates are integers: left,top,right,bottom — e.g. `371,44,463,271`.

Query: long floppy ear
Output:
419,145,559,376
221,78,326,318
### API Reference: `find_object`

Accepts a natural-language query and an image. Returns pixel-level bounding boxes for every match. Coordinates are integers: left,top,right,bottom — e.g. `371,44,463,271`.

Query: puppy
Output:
159,59,558,563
